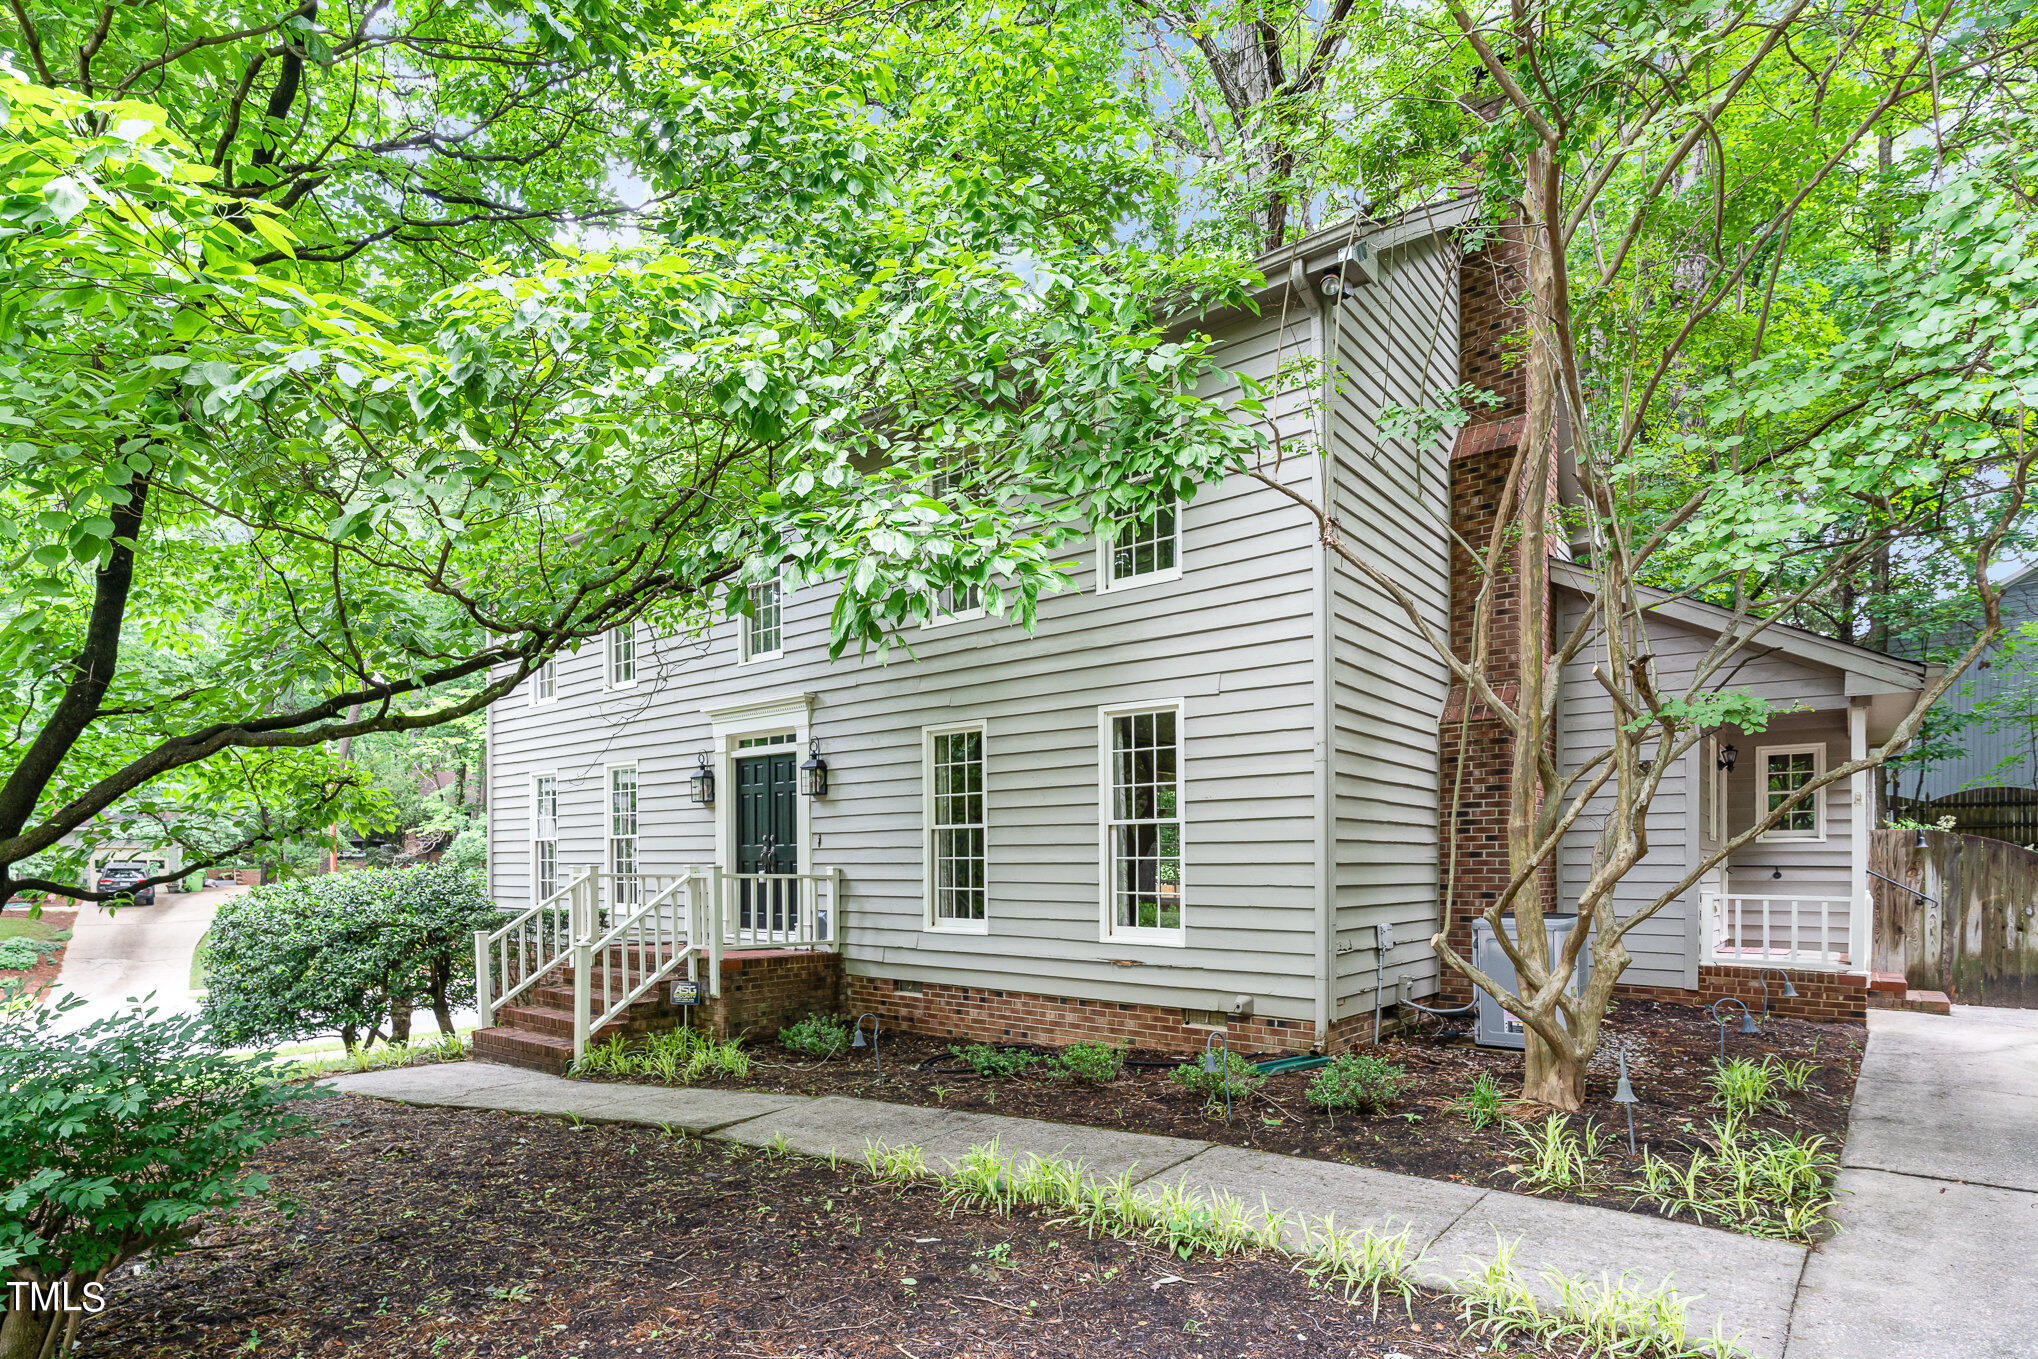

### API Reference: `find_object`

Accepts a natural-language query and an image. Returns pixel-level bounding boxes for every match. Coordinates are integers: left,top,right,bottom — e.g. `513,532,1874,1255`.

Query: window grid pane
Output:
609,767,638,902
930,730,986,922
1108,709,1181,931
534,657,556,702
534,775,559,901
1765,751,1818,832
609,627,635,685
749,578,782,656
1110,497,1178,583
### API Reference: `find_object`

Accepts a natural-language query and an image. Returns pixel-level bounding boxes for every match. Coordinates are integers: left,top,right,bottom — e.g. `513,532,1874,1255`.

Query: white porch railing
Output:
1702,893,1853,970
476,865,841,1063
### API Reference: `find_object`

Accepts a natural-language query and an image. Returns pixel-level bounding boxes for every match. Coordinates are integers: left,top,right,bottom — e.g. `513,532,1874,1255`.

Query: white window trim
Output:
922,719,989,934
1097,698,1187,946
738,574,786,665
1095,494,1184,594
530,655,558,706
1705,736,1725,843
920,585,986,628
703,691,814,878
605,625,637,690
604,761,640,887
1756,742,1827,842
531,773,559,905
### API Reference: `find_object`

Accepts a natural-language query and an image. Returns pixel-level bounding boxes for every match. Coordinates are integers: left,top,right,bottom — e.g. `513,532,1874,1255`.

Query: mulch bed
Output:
80,1093,1543,1359
0,904,76,1002
648,998,1863,1221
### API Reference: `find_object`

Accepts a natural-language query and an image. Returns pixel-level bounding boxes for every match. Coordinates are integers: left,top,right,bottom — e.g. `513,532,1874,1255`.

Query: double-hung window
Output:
531,656,557,705
606,625,636,688
926,466,984,623
607,764,639,904
1102,703,1184,939
742,575,783,661
1758,744,1825,841
532,775,559,903
1099,492,1181,591
925,724,987,929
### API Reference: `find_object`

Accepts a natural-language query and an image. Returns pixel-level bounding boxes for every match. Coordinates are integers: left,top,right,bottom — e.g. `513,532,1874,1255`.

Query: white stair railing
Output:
572,872,702,1060
1703,893,1853,970
476,867,594,1027
718,868,842,951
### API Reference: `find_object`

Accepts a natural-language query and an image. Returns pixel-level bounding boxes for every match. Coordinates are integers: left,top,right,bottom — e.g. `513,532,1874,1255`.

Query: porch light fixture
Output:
1717,744,1738,773
1613,1050,1641,1153
689,753,715,807
799,739,829,798
1756,967,1797,1019
1201,1031,1234,1125
851,1012,880,1075
1709,997,1759,1059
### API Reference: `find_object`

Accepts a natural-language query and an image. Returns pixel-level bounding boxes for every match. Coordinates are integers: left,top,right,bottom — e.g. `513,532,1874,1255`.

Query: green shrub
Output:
951,1043,1039,1079
0,999,314,1359
1638,1117,1837,1242
199,865,497,1051
1510,1114,1611,1194
0,937,40,969
1707,1057,1788,1116
574,1026,750,1084
777,1013,850,1059
1054,1039,1127,1083
1305,1053,1408,1114
1170,1050,1267,1106
1447,1072,1510,1129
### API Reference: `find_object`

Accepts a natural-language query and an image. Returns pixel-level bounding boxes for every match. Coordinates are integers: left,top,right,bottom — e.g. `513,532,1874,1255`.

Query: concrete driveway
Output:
50,881,244,1030
1786,1005,2038,1357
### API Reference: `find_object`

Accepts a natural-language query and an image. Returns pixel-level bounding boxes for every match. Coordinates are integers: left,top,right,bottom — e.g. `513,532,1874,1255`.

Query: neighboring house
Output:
1901,560,2038,803
476,203,1922,1071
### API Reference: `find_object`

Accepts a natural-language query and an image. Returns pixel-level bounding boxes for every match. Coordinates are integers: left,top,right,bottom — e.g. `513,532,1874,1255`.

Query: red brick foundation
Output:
1694,964,1867,1023
844,975,1318,1056
702,949,843,1041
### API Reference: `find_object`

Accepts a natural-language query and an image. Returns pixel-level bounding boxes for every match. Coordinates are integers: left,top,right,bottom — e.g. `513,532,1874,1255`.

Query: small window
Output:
531,656,557,705
925,725,987,929
1100,493,1181,591
743,576,783,661
606,626,636,688
926,467,985,624
608,765,639,904
532,775,559,902
1103,704,1183,938
1758,744,1824,841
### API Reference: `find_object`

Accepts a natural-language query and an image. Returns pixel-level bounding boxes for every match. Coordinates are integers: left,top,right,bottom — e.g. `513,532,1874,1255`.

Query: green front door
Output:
735,751,797,932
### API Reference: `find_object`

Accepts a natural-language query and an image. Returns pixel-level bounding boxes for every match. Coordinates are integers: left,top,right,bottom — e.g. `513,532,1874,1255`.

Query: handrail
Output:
574,872,701,1059
476,866,592,1026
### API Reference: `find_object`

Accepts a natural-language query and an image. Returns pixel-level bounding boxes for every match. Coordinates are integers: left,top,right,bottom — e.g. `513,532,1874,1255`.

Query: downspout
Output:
1302,256,1338,1050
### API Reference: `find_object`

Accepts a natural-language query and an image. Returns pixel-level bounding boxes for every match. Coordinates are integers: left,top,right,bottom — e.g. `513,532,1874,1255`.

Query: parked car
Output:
95,862,157,905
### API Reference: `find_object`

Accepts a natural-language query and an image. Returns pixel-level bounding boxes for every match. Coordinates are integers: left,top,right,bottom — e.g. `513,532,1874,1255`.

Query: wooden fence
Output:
1889,786,2038,848
1870,828,2038,1008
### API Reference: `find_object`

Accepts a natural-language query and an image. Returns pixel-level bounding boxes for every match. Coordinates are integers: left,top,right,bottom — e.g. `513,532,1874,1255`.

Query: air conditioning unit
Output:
1472,914,1592,1049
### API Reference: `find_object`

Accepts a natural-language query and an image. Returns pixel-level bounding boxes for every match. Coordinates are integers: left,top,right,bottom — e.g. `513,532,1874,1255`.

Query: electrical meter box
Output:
1472,915,1592,1049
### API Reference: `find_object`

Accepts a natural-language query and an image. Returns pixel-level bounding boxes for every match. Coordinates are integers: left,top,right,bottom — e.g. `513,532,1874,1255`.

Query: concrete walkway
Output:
50,882,243,1030
1785,1005,2038,1358
329,1061,1806,1356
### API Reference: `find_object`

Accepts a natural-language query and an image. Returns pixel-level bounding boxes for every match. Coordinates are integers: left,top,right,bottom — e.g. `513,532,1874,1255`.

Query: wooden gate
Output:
1870,828,2038,1008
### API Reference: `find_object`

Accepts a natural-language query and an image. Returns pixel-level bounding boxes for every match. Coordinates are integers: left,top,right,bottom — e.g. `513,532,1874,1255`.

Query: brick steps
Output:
1867,986,1953,1015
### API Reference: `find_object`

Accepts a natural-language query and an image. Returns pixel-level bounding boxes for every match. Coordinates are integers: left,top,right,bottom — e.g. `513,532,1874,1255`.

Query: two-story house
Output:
473,200,1930,1073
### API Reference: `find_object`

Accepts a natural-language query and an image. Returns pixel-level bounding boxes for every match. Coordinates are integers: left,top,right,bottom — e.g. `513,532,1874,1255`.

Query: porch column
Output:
1849,698,1871,970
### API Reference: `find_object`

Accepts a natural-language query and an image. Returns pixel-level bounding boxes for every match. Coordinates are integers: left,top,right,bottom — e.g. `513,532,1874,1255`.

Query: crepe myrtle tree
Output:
1248,0,2038,1106
0,79,1270,906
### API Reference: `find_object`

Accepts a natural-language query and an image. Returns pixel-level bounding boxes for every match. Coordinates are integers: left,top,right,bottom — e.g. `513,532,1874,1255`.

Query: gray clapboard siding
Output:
1323,233,1459,1021
489,308,1334,1022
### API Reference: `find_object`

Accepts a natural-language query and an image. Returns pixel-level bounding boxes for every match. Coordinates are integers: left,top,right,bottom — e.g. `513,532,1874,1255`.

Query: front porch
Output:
471,867,844,1073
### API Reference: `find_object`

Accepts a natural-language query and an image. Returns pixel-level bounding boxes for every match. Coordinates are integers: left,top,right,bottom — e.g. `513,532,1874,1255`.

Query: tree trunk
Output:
389,997,412,1045
0,1297,55,1359
1521,1033,1585,1109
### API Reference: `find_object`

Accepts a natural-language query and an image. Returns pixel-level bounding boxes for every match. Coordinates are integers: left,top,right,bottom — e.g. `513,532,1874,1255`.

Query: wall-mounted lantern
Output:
689,752,715,807
799,739,829,798
1717,743,1738,773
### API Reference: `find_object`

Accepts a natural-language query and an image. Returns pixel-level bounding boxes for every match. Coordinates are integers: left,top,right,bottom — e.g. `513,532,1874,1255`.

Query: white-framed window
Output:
532,774,559,903
924,466,985,625
1099,700,1185,942
606,625,636,688
1757,743,1825,841
741,575,783,662
607,763,639,903
531,655,557,705
1098,492,1181,592
924,722,987,930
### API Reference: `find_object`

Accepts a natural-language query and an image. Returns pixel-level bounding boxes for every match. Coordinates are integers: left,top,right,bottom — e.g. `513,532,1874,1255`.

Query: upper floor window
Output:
1100,493,1181,591
925,724,987,930
1758,744,1824,841
606,625,636,688
531,655,557,705
742,575,783,661
1102,702,1183,939
925,466,984,624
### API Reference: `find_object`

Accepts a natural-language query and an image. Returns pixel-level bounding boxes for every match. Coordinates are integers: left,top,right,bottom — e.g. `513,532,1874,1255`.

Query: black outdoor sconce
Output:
689,752,716,807
1717,743,1738,773
799,739,829,798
